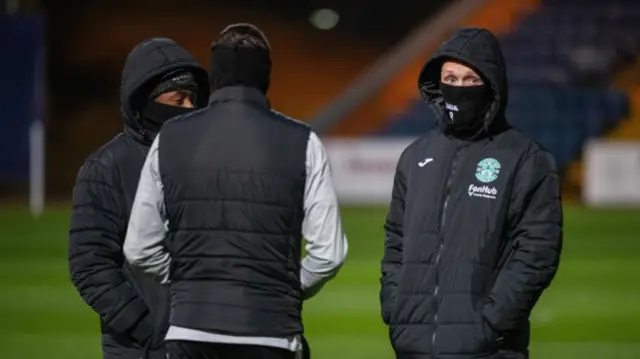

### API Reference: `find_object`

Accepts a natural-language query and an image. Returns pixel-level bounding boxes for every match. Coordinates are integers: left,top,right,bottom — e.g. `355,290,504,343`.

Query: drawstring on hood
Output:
418,27,510,140
120,37,210,145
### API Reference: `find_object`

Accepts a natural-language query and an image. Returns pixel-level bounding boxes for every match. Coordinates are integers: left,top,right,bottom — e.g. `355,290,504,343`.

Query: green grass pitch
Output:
0,204,639,358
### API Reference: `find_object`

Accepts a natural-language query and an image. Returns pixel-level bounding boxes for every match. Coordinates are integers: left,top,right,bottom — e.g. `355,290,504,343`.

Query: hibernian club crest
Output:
475,158,501,183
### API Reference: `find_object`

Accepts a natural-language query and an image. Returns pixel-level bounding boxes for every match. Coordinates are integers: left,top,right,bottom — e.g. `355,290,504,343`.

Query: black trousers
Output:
301,336,311,359
167,340,296,359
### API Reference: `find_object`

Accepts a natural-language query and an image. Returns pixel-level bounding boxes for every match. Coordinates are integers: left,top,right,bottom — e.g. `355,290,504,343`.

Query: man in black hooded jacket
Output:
68,38,209,359
380,27,563,359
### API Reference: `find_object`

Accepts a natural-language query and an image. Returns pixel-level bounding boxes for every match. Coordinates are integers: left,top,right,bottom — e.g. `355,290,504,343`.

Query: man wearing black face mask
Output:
140,70,202,132
69,38,209,359
123,23,346,359
380,27,563,359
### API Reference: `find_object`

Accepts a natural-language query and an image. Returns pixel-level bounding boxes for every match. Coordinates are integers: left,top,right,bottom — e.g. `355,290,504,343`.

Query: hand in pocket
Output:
481,316,502,349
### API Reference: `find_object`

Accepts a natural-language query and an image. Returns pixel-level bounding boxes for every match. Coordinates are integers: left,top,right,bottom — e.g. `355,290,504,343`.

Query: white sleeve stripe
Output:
299,131,348,298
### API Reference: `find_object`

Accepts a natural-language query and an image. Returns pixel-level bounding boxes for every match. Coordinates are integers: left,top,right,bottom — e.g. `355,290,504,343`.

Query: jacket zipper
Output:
431,142,460,356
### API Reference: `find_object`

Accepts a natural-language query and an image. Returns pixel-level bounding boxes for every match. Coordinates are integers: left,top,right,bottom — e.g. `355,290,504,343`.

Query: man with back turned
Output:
123,23,348,359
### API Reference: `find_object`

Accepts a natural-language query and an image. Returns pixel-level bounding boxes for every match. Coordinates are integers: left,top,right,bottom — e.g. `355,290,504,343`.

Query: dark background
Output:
33,0,449,195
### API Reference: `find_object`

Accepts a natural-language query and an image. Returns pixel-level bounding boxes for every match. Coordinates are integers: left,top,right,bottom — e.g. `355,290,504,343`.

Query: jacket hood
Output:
418,27,509,136
121,38,210,143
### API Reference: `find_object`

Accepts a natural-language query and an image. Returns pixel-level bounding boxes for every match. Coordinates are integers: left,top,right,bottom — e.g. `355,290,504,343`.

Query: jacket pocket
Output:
481,316,500,348
387,288,403,325
466,306,500,355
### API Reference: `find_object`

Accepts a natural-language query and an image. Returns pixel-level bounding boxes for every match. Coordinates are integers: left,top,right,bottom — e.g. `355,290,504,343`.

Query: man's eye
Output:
176,95,187,105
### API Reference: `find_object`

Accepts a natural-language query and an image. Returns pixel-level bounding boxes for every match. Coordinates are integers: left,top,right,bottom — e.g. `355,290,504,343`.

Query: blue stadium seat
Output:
500,0,640,83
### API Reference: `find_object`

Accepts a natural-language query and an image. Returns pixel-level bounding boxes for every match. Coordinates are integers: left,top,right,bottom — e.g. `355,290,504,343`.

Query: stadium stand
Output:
564,49,640,197
379,0,638,174
326,0,542,136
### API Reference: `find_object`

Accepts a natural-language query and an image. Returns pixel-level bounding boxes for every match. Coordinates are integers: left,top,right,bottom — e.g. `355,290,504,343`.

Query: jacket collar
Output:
124,125,155,146
209,86,270,109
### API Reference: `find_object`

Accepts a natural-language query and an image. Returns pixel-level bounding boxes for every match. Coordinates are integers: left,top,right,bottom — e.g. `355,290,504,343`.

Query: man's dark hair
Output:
212,23,271,51
209,23,272,93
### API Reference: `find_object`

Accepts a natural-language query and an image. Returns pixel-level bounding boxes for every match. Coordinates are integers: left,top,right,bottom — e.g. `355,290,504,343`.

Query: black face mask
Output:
439,83,492,129
140,101,195,133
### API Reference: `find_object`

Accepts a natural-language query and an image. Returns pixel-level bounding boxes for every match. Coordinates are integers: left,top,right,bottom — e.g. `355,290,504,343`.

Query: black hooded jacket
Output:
380,28,563,358
68,38,208,359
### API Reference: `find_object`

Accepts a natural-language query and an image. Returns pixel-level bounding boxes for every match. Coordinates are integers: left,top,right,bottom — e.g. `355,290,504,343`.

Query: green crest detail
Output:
475,158,501,183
